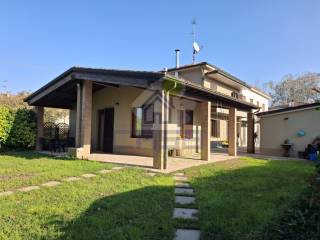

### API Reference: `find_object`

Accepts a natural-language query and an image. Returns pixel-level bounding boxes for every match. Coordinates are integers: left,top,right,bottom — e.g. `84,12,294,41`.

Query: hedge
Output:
0,105,13,147
0,106,37,149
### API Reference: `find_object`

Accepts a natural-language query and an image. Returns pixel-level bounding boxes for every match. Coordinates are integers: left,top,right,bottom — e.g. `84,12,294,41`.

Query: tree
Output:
267,73,320,106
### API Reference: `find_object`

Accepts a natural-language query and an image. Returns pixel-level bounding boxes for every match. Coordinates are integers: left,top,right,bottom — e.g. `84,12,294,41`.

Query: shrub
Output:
0,105,13,148
6,108,37,149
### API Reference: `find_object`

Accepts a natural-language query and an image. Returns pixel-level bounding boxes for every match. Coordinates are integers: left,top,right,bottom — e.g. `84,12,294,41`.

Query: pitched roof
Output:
167,62,270,98
257,102,320,117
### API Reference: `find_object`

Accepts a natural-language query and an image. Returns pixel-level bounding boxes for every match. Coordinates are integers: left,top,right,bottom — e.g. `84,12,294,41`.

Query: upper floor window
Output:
257,101,260,107
231,92,239,99
250,99,253,104
262,104,266,111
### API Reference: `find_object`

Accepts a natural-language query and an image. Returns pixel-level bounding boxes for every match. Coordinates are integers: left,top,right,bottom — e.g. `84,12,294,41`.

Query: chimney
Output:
175,49,180,78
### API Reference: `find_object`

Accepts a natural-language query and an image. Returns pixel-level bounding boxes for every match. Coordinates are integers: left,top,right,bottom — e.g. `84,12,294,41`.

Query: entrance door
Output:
99,108,114,153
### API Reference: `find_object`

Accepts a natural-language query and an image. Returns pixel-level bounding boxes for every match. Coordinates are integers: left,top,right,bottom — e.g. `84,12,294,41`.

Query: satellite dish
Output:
193,41,200,53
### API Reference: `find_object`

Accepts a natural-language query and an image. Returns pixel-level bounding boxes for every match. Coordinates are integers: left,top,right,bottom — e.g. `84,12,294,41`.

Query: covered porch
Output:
25,67,258,170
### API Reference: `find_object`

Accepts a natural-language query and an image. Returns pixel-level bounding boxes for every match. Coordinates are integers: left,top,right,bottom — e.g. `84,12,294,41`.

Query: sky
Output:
1,0,320,93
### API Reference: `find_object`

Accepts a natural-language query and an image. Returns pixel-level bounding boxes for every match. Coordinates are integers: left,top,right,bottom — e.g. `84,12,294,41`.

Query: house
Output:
166,61,270,148
25,55,263,170
257,102,320,157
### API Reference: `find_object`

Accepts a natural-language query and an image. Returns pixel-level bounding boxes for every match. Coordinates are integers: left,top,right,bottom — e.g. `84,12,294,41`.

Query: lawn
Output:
184,157,314,240
0,153,315,240
0,152,115,191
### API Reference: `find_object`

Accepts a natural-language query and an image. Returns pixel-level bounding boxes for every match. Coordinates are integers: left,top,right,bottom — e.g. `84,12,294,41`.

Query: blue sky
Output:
1,0,319,93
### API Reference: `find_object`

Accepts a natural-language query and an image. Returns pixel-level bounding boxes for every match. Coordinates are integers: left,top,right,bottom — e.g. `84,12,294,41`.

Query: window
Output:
250,99,253,104
185,110,194,139
211,119,220,138
256,101,260,107
185,110,193,125
231,92,239,99
178,110,184,138
262,104,266,111
143,104,154,124
131,106,153,138
132,108,143,137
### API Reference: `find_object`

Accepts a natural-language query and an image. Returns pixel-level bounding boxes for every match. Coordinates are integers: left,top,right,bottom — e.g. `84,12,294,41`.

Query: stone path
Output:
172,172,201,240
0,166,127,197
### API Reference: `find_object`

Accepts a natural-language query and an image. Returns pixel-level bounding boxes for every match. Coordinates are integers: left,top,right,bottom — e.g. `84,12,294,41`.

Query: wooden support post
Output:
247,112,255,153
201,101,211,161
228,108,237,156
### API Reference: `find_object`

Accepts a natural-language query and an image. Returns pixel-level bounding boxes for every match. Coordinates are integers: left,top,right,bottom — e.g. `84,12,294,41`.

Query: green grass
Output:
184,157,314,240
0,165,175,240
0,152,114,191
0,153,315,239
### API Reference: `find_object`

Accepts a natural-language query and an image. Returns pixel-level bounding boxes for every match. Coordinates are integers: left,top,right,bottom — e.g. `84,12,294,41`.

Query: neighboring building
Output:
257,102,320,157
167,62,270,148
25,63,258,170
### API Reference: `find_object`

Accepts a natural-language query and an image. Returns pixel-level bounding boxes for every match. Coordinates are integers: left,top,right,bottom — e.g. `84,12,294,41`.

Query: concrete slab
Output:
82,173,96,178
173,172,185,176
173,176,188,182
175,188,195,195
18,186,40,192
98,169,112,174
173,208,198,220
146,172,156,177
112,166,125,170
64,177,81,182
175,182,191,188
41,181,61,187
174,229,200,240
0,191,14,197
175,196,196,205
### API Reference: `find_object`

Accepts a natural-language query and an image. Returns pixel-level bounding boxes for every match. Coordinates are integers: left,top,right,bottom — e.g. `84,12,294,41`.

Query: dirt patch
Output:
213,158,248,169
0,173,35,181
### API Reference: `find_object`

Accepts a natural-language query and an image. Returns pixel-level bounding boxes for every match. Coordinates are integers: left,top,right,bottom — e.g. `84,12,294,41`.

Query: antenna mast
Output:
192,18,196,64
191,18,201,64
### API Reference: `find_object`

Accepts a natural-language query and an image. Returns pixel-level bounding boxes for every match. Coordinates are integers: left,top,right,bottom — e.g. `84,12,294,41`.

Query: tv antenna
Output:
192,18,201,64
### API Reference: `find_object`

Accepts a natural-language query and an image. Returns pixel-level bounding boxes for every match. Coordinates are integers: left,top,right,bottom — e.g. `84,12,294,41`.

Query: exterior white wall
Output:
260,107,320,157
241,89,269,112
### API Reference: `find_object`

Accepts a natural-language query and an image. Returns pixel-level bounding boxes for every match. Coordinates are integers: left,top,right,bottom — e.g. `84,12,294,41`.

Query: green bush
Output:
6,108,37,149
0,105,13,148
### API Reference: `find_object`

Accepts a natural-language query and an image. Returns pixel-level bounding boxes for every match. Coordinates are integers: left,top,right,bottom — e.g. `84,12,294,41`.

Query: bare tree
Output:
267,73,320,106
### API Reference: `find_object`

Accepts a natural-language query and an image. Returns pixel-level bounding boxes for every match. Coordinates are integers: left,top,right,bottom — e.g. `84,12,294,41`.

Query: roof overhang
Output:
25,67,258,111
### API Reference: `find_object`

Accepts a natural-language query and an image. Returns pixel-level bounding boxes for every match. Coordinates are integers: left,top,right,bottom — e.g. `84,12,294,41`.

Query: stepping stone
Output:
174,229,201,240
146,172,156,177
0,191,14,197
173,176,188,182
18,186,40,192
173,208,198,220
173,172,185,176
175,196,196,205
41,181,61,187
82,173,96,178
98,169,112,174
64,177,81,182
175,182,191,188
175,188,195,195
112,166,125,170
